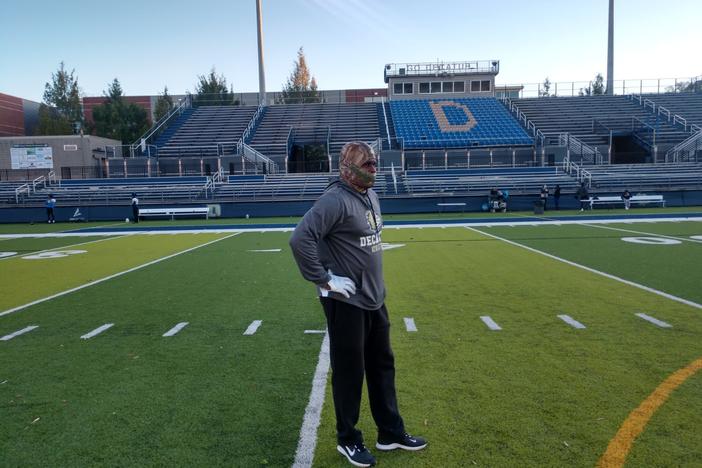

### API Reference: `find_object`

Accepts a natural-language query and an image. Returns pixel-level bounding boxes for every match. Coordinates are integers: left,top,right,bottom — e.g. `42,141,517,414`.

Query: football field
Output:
1,215,701,467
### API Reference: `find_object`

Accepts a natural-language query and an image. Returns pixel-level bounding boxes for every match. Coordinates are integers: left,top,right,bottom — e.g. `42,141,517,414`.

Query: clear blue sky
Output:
1,0,700,102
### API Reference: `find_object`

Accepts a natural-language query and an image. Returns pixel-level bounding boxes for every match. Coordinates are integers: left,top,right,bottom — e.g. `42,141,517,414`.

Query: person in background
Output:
554,185,561,210
622,189,632,210
290,141,427,468
576,183,590,211
131,193,139,223
540,185,549,211
45,194,56,223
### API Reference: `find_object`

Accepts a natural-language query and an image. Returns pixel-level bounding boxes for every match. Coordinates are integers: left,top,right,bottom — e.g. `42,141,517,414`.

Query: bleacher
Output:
247,103,381,164
154,106,258,158
511,95,690,150
402,167,577,196
22,177,210,205
215,172,388,200
587,163,702,192
390,98,533,149
636,93,702,128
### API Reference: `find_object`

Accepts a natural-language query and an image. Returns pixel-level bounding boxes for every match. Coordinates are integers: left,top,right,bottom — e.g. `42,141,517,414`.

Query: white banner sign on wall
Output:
10,146,54,169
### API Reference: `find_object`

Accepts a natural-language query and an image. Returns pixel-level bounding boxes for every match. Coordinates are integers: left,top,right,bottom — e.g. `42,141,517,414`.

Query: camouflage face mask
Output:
340,142,377,191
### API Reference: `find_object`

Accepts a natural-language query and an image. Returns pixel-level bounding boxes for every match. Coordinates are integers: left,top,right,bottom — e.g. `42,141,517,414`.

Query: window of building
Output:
454,81,465,93
431,82,441,93
471,80,481,92
442,82,454,93
419,82,430,94
481,80,491,92
393,82,414,94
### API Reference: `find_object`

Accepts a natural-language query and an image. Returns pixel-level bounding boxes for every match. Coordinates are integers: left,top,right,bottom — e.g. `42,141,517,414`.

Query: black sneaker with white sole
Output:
337,443,377,467
376,432,427,451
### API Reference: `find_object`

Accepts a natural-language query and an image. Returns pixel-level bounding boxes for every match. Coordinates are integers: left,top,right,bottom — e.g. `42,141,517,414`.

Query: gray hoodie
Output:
289,179,385,310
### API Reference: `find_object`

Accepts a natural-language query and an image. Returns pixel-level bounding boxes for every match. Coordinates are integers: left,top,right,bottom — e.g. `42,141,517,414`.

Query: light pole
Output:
256,0,267,105
606,0,614,95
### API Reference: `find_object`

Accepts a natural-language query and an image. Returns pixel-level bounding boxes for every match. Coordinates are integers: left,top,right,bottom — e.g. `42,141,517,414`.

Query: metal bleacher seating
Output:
637,93,702,128
511,95,690,150
587,163,702,192
247,103,381,164
154,106,258,158
215,172,388,200
23,177,210,205
390,98,533,149
402,167,577,196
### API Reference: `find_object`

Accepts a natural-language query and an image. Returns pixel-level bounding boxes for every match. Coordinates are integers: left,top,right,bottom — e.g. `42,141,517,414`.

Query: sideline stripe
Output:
480,316,502,330
597,356,702,468
292,332,330,468
404,317,418,332
0,235,125,261
304,330,326,334
1,325,39,341
243,320,262,335
0,233,241,318
163,322,189,337
635,313,672,328
558,314,586,329
466,227,702,310
81,323,114,339
582,222,702,244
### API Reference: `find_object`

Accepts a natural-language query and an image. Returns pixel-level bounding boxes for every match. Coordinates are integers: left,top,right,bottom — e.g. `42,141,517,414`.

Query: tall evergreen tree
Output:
37,62,83,135
278,47,321,104
592,73,605,95
194,67,236,106
92,78,149,144
153,86,174,121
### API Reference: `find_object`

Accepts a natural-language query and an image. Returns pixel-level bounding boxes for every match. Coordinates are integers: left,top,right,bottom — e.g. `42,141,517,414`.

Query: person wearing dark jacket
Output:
290,142,426,467
622,189,632,210
554,185,561,210
576,183,590,211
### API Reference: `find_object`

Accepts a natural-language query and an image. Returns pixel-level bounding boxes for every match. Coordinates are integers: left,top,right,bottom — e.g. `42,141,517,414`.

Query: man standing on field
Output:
290,142,427,467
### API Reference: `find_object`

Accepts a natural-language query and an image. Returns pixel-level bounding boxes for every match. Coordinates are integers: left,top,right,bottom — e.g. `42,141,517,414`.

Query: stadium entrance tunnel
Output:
288,143,329,173
611,135,652,164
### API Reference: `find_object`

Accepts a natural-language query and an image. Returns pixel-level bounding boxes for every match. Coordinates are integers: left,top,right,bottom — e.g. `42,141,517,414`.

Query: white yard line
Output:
80,323,114,339
292,332,330,468
163,322,189,337
558,314,587,329
480,316,502,330
404,317,418,332
0,325,39,341
466,226,702,310
0,233,241,318
243,320,262,335
0,235,127,261
581,222,702,244
304,330,326,334
635,313,673,328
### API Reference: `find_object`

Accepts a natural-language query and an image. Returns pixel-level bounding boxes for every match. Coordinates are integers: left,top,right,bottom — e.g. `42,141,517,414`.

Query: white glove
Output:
325,270,356,298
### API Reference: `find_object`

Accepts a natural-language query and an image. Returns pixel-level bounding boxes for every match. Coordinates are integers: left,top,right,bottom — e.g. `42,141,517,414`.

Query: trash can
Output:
533,201,544,215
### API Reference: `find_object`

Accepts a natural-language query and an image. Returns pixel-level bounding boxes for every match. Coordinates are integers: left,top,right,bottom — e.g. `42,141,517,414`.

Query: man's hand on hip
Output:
324,270,357,299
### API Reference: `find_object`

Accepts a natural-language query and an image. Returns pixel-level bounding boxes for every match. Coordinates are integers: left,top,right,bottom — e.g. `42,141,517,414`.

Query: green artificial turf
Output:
1,224,700,467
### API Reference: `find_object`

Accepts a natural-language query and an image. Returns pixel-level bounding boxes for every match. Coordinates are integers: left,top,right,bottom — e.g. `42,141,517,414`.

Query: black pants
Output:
46,208,54,222
321,297,405,446
132,205,139,223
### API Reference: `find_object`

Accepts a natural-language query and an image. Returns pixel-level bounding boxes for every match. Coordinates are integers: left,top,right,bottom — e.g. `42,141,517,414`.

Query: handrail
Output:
673,115,687,131
32,175,46,192
15,183,30,203
47,171,56,184
390,162,398,194
643,98,656,113
665,129,702,162
559,133,603,165
381,98,391,145
243,102,266,143
133,94,190,146
658,106,670,121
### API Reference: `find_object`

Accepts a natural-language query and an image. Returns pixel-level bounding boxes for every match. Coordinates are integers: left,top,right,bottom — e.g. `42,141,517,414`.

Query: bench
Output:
437,202,467,213
139,207,209,220
587,195,665,209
